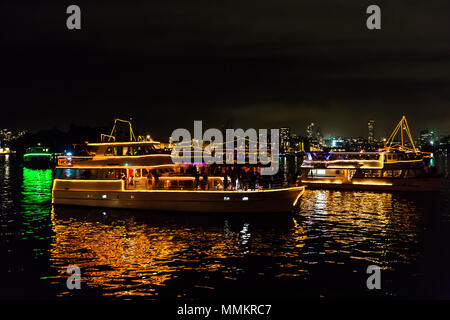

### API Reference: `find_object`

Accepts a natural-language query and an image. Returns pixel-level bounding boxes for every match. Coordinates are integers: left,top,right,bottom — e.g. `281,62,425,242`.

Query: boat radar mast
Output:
100,118,149,142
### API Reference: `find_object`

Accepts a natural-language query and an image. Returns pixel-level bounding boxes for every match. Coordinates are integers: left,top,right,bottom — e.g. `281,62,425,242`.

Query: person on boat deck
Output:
194,173,200,189
201,173,208,190
198,166,207,190
154,170,160,189
223,173,229,190
136,147,146,155
249,168,259,190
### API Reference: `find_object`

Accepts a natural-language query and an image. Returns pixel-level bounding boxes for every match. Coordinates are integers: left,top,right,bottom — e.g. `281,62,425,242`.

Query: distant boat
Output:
23,146,53,169
0,147,12,155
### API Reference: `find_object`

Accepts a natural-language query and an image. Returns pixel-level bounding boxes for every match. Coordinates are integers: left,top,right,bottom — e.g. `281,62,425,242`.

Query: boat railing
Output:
302,159,383,169
57,156,94,166
125,175,287,191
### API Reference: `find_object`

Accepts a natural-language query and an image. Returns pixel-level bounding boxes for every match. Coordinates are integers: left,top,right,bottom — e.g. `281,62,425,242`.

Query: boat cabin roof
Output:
25,146,50,153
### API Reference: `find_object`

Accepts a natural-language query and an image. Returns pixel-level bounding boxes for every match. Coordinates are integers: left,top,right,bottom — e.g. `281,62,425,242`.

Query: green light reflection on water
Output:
20,167,53,240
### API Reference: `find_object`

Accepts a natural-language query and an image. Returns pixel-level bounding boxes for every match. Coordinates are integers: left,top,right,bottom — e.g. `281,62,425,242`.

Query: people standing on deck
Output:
201,173,208,190
194,171,200,189
200,166,208,190
120,171,126,183
229,166,236,190
128,170,134,186
249,168,260,190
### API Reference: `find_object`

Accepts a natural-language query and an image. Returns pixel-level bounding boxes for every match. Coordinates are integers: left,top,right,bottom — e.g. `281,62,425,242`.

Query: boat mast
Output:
383,115,418,153
101,118,138,142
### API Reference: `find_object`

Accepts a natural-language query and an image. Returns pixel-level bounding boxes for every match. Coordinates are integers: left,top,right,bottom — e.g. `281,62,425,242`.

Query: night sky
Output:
3,0,450,140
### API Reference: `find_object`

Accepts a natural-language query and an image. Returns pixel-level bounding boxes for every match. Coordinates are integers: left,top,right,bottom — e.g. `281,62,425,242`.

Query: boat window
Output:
56,168,80,179
393,170,402,177
360,170,382,178
145,145,156,154
103,169,115,179
125,147,134,156
382,170,397,177
58,168,124,180
55,168,64,179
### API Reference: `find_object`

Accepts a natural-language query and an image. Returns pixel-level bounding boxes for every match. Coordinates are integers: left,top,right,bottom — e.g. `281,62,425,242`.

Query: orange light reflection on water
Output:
48,189,425,298
49,207,265,298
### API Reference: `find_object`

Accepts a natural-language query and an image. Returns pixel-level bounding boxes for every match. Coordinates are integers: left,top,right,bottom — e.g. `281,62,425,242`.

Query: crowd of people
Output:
120,164,292,191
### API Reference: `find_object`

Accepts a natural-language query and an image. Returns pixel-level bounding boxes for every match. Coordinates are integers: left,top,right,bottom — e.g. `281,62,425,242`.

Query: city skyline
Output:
1,117,448,144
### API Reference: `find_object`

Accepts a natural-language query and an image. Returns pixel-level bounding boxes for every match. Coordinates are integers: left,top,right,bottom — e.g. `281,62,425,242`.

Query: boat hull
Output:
24,156,53,169
52,185,305,213
301,178,441,192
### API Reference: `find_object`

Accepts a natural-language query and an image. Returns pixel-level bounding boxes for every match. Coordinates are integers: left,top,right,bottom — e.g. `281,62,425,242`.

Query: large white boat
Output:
52,120,304,213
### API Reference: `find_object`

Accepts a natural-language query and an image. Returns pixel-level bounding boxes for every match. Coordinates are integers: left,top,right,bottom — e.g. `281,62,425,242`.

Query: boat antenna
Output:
101,118,137,142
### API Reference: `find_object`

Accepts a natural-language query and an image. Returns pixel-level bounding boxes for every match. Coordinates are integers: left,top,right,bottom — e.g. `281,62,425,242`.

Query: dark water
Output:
1,154,450,300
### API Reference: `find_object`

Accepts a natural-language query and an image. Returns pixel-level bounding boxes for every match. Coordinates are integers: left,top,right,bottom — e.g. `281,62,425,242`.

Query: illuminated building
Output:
280,127,291,153
316,127,323,146
306,122,315,141
419,128,437,147
368,119,375,145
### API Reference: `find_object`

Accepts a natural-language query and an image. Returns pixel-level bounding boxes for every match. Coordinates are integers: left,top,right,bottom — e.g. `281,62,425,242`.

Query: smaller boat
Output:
299,116,441,192
23,146,53,169
0,147,12,155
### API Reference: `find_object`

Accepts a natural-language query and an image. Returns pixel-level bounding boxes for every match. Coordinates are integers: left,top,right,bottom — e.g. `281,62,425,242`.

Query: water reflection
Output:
49,207,295,298
2,154,447,299
20,168,53,240
47,189,432,298
0,154,13,212
299,190,424,267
